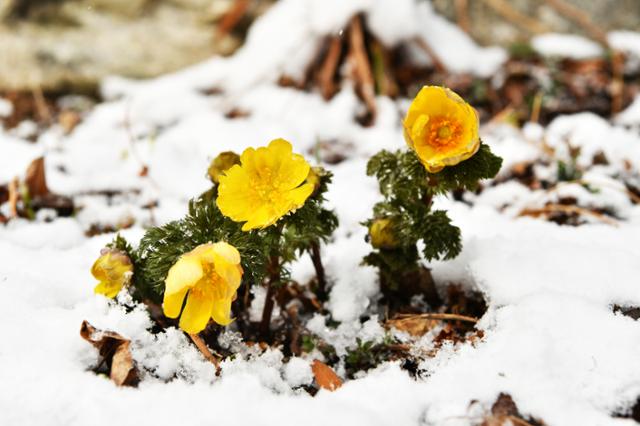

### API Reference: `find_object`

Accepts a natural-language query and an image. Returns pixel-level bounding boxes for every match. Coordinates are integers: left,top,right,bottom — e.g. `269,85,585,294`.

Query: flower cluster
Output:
88,85,500,358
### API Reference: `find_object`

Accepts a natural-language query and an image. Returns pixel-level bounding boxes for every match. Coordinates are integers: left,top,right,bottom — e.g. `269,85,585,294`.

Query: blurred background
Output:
0,0,638,94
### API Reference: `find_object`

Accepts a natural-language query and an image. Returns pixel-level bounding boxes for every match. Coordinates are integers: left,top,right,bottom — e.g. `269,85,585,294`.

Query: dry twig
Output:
189,333,221,375
348,15,377,121
481,0,548,34
395,312,479,323
543,0,608,46
454,0,471,34
317,36,343,100
519,203,618,226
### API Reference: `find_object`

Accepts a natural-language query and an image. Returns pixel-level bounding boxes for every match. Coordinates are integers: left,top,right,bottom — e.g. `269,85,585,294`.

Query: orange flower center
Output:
425,116,463,151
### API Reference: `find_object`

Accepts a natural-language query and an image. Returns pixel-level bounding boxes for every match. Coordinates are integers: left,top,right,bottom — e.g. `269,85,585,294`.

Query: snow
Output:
532,33,604,59
0,97,12,117
609,30,640,59
2,1,640,425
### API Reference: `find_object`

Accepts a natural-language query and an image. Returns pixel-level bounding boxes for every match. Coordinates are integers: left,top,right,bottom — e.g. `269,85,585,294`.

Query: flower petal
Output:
211,241,241,265
210,297,233,326
165,254,203,296
94,280,121,299
179,291,214,334
163,285,189,319
287,182,314,208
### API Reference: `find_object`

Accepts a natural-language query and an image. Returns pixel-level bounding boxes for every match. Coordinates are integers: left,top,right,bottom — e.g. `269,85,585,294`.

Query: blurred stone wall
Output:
432,0,640,46
0,0,270,92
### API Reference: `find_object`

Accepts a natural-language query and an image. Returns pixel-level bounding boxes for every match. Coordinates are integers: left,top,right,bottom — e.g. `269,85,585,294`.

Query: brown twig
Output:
259,254,279,339
519,204,618,226
309,241,328,300
394,312,479,323
454,0,471,34
123,101,151,180
188,333,221,375
31,85,51,124
317,36,343,100
414,37,447,74
543,0,608,46
611,50,625,114
216,0,250,39
8,177,19,218
481,0,548,34
347,15,377,122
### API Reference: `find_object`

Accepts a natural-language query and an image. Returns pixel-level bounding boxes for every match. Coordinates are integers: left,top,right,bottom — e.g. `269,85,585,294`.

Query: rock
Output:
432,0,640,46
0,0,271,92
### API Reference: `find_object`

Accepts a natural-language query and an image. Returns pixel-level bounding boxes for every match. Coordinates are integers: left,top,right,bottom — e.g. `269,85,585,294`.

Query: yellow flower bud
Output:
369,218,399,250
208,151,241,184
403,86,480,173
305,166,322,196
91,249,133,298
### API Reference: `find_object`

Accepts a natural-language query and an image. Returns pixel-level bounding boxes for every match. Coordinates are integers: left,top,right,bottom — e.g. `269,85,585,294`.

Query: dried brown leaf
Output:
80,320,138,387
24,157,49,197
387,317,439,337
311,360,342,391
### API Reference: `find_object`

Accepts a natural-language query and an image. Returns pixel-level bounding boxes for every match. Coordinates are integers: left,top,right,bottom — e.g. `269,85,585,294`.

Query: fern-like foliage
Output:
134,195,267,303
364,143,501,290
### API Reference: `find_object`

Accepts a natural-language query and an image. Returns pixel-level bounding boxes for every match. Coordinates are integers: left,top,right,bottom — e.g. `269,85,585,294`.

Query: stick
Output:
454,0,471,34
394,312,479,323
348,15,377,121
519,204,618,226
481,0,548,34
188,333,221,375
309,241,328,300
259,254,279,339
8,177,19,218
31,85,51,124
216,0,250,39
414,37,448,74
543,0,608,46
317,36,342,100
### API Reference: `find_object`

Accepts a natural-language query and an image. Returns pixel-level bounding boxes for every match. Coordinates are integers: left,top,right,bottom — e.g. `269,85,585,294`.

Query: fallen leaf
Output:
24,157,49,197
80,320,139,387
311,359,342,391
386,316,439,337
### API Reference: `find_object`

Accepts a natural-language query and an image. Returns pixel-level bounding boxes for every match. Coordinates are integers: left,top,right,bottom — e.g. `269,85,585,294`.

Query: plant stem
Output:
259,254,279,339
309,241,328,300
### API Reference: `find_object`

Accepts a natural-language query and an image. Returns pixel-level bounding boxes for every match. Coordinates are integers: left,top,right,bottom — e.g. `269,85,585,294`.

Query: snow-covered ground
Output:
2,1,640,425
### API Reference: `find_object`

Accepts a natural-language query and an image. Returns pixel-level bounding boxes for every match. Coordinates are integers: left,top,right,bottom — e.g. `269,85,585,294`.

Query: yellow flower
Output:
369,218,399,250
91,249,133,298
217,138,314,231
403,86,480,173
163,242,243,334
208,151,240,184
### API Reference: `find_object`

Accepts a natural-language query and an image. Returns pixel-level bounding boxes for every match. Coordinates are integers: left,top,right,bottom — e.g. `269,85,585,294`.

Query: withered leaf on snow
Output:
80,320,139,387
311,359,342,392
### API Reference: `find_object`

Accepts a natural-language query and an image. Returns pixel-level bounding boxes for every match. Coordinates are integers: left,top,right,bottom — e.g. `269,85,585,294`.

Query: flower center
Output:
192,262,225,299
425,116,463,150
251,166,287,206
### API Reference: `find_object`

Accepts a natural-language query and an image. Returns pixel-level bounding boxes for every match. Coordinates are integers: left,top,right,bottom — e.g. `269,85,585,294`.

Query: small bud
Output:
208,151,240,183
91,249,134,299
305,167,322,195
369,218,399,250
